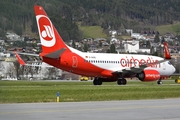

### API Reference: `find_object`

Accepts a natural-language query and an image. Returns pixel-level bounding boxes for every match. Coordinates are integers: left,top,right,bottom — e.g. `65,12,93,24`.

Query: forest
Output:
1,0,180,41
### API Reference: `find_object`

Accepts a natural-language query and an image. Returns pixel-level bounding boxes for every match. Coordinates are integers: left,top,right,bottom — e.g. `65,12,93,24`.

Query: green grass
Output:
0,80,180,103
79,26,107,38
78,22,180,39
155,22,180,35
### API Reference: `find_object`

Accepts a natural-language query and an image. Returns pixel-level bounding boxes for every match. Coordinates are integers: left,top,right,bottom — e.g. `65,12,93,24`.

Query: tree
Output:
99,41,102,47
146,41,151,48
13,60,21,79
106,49,110,53
83,43,88,52
110,44,116,53
154,34,160,43
150,46,155,54
6,62,16,78
0,62,5,79
72,40,76,48
161,37,165,43
152,51,158,56
46,67,58,79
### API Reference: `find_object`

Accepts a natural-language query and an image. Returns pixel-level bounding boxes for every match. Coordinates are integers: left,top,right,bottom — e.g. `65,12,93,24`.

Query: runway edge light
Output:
56,92,60,102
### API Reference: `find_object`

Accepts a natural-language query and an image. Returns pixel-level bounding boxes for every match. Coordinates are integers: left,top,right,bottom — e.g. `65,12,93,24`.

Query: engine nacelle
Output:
138,70,160,81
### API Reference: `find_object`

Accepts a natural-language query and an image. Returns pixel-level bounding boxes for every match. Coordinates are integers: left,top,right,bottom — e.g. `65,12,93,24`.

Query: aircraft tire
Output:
93,78,102,85
175,79,178,83
123,78,127,85
157,80,162,85
117,78,127,85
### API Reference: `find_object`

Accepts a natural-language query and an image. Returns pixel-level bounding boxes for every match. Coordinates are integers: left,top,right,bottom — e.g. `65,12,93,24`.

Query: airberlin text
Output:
120,56,160,68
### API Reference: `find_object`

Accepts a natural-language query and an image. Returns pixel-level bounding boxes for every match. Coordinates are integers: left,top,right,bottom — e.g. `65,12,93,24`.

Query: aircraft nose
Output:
172,66,176,74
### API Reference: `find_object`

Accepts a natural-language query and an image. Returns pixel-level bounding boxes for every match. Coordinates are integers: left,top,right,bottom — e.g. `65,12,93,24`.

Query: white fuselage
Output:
69,47,175,77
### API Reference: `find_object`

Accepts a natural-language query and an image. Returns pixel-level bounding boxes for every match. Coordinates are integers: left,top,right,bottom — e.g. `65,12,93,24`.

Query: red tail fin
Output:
164,42,171,59
15,52,25,65
34,6,71,54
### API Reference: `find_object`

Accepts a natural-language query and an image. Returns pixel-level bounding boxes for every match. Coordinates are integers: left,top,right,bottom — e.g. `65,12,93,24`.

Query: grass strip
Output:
0,80,179,103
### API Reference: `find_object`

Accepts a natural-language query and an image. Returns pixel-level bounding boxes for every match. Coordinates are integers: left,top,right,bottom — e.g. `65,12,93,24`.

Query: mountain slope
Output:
1,0,180,40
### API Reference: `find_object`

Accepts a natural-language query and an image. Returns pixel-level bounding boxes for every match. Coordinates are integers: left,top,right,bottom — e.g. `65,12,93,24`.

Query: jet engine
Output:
137,70,160,81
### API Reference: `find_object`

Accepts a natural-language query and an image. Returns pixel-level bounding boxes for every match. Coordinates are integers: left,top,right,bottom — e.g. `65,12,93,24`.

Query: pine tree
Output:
110,44,116,53
154,34,160,43
72,40,76,48
83,43,88,52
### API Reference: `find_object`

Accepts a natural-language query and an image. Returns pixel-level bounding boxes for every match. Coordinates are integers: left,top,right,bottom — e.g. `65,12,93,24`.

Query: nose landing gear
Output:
157,80,162,85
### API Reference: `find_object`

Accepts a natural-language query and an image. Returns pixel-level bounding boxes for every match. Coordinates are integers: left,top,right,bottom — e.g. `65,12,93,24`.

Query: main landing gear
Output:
93,77,127,85
93,77,102,85
157,79,162,85
117,78,127,85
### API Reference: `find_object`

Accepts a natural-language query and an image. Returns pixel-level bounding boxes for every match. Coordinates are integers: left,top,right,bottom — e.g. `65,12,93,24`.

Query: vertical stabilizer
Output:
164,42,171,59
34,6,71,54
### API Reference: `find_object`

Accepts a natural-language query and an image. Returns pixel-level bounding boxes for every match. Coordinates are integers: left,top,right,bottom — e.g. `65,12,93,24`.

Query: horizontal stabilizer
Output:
14,51,53,67
15,52,25,65
15,52,39,57
43,48,66,58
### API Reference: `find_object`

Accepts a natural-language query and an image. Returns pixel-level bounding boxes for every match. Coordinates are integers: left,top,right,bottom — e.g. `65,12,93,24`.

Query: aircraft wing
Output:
113,42,171,75
113,64,146,75
113,59,169,75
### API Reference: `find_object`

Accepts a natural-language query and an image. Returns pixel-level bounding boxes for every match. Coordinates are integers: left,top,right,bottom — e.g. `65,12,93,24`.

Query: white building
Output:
122,40,150,54
126,29,133,34
131,33,140,39
109,30,117,37
0,52,11,57
136,49,150,53
6,32,21,41
123,40,139,53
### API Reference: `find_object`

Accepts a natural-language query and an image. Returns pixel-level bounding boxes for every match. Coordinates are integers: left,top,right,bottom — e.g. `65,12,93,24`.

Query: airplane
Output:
16,5,176,85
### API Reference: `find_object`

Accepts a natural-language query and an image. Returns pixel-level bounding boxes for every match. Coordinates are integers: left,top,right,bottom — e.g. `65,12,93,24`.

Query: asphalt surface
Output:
0,98,180,120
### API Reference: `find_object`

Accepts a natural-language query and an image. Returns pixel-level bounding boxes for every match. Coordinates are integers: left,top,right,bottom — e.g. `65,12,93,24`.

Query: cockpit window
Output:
168,61,172,65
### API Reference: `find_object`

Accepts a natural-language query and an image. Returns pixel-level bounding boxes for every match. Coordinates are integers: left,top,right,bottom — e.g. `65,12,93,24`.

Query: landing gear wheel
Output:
175,79,178,83
117,78,127,85
157,80,162,85
93,78,102,85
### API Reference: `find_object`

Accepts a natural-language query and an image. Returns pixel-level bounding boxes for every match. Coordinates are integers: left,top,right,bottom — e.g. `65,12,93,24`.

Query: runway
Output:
0,98,180,120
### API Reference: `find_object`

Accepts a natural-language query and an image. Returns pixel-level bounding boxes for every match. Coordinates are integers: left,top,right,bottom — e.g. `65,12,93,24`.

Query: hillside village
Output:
0,29,180,80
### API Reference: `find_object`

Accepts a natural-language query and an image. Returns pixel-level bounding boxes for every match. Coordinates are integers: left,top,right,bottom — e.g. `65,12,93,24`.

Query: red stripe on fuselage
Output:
42,52,113,77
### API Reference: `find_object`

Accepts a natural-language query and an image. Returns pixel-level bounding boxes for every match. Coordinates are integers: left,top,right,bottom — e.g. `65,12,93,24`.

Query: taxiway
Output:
0,98,180,120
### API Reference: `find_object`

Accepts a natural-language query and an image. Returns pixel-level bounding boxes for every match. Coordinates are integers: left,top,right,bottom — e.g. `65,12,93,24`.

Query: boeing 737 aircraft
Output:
16,5,176,85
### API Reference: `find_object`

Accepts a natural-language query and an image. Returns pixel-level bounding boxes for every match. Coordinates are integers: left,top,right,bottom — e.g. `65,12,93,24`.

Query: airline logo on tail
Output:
34,6,71,53
164,42,171,59
36,15,55,47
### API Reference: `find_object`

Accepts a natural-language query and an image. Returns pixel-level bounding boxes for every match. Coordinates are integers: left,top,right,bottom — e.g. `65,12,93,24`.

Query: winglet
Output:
14,52,26,65
164,42,171,59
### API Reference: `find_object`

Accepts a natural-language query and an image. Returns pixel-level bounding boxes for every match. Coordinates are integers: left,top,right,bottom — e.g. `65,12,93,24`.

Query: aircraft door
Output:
72,56,78,68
